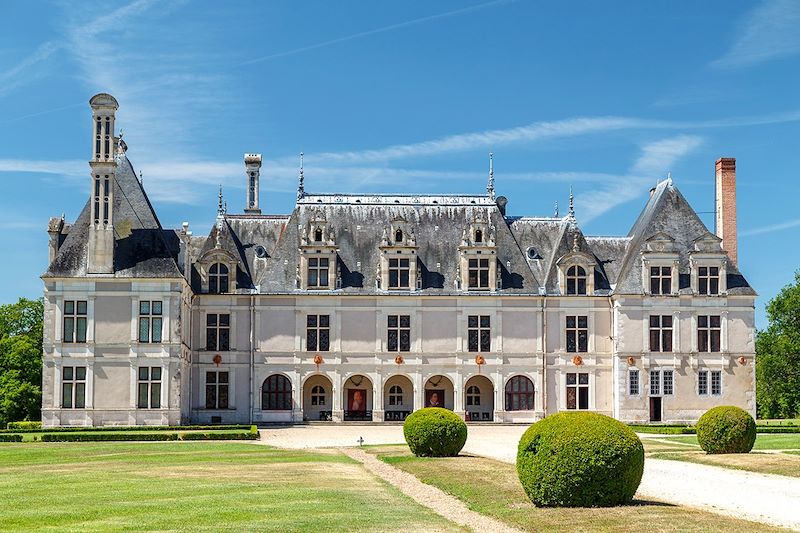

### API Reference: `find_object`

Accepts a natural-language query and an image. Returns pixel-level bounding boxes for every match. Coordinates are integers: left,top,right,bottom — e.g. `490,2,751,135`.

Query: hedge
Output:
180,426,259,441
0,424,252,434
0,434,23,442
6,421,42,431
628,424,696,434
697,406,757,454
403,408,467,457
517,412,644,507
39,426,259,442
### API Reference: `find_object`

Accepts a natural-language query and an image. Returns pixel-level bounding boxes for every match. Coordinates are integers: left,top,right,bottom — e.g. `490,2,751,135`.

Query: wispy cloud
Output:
241,0,513,65
741,218,800,237
0,159,84,177
712,0,800,68
0,41,62,97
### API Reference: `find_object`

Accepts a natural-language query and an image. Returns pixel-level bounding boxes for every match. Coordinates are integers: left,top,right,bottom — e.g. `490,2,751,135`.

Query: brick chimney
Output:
715,157,737,266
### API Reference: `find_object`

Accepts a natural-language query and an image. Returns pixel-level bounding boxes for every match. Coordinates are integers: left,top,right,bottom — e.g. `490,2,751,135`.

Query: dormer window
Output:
314,228,323,242
395,229,403,243
468,258,490,289
307,257,330,289
698,266,720,295
389,258,411,289
475,229,483,243
209,263,229,294
650,266,672,295
566,265,587,295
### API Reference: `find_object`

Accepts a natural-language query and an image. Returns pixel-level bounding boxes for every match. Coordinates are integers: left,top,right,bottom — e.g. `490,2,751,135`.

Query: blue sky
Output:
1,0,799,327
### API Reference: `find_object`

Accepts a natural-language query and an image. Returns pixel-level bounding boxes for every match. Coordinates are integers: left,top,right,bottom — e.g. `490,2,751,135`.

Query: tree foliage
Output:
756,271,800,419
0,298,43,427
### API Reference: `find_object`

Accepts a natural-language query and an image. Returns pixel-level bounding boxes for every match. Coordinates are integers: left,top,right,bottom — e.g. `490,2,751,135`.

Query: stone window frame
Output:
306,314,331,352
378,220,419,291
136,366,163,409
690,256,728,296
310,384,327,406
565,371,590,410
648,314,673,353
53,358,94,409
203,368,233,410
467,314,492,353
698,369,722,396
197,249,238,295
137,300,163,343
628,368,640,396
61,365,87,409
62,299,88,344
648,368,674,396
565,315,589,353
387,314,411,352
556,252,596,296
205,312,231,352
466,385,482,406
697,315,722,353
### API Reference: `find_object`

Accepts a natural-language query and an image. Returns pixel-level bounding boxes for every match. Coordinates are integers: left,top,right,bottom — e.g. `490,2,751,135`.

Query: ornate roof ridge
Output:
297,193,497,206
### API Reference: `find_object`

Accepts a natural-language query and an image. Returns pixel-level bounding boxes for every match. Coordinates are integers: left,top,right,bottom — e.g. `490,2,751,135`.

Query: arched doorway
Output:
303,374,333,421
464,375,494,421
505,375,535,412
262,374,293,411
383,375,413,421
343,374,373,421
424,375,454,410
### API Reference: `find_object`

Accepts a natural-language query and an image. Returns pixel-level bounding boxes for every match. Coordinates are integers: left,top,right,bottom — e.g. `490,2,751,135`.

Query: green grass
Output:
369,445,781,532
0,442,462,532
657,433,800,450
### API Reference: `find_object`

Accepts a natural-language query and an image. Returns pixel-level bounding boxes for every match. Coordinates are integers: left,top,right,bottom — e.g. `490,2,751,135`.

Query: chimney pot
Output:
715,157,737,266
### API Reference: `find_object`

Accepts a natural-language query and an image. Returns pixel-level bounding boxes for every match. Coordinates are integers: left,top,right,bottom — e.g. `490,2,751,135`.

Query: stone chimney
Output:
715,157,737,266
244,153,262,214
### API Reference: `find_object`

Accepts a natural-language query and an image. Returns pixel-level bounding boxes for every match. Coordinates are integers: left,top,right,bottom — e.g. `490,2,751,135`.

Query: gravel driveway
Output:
258,425,800,530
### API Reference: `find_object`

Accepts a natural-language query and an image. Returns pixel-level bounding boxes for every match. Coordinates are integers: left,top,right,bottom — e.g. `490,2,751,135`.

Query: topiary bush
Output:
403,408,467,457
6,421,41,431
696,406,756,454
517,412,644,507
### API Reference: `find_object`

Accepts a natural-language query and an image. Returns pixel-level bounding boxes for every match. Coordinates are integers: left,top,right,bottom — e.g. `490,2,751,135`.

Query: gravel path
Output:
341,447,522,533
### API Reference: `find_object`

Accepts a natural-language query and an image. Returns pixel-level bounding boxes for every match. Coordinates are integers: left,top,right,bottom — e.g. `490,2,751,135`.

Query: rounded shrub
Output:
696,406,756,454
517,412,644,507
403,408,467,457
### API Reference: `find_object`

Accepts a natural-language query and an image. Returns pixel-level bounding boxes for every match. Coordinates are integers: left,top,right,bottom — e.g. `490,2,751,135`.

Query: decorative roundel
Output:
475,355,486,365
254,245,267,258
313,354,324,365
572,355,584,366
394,355,404,365
334,195,343,203
627,356,636,366
212,354,222,366
411,196,420,204
738,356,747,365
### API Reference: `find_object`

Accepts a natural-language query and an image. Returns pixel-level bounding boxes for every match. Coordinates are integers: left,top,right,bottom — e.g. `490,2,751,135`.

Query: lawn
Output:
368,445,781,532
0,442,462,532
641,434,800,478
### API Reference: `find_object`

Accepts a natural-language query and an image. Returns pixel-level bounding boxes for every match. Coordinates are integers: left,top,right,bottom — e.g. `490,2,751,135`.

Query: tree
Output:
756,271,800,419
0,298,43,427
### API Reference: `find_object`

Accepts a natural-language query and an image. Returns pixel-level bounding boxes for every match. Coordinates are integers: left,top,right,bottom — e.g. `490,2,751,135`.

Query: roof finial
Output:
554,200,559,218
667,171,673,185
568,186,575,219
486,152,495,200
297,152,305,200
217,185,224,217
138,170,143,185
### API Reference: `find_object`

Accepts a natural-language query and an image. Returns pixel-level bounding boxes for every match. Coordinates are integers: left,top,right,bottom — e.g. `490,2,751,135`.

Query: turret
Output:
87,93,119,274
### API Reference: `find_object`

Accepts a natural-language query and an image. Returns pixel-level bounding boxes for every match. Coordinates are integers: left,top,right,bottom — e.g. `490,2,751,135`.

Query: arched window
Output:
466,385,481,406
209,263,229,294
505,376,534,411
475,229,483,243
311,385,326,406
566,265,587,295
388,385,403,406
262,374,292,410
314,228,323,242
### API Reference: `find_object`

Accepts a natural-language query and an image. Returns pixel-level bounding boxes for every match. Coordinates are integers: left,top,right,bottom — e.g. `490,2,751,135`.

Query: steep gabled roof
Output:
43,155,182,279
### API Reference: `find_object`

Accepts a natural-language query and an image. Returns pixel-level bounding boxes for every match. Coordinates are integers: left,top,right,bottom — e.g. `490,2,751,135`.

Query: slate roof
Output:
43,155,182,279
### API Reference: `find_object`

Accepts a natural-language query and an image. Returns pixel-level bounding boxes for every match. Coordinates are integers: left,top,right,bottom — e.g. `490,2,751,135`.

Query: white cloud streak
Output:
712,0,800,68
741,218,800,237
0,41,62,97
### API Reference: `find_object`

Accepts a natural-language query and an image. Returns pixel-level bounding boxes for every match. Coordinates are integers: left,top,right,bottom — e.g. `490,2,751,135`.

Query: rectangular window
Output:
649,369,660,395
307,257,330,288
468,258,490,289
467,315,491,352
205,371,229,409
698,266,720,295
698,370,708,395
138,301,163,343
628,369,639,396
697,315,721,352
388,258,411,289
387,315,411,352
566,372,589,410
205,314,230,351
649,315,673,352
137,367,162,409
566,315,588,353
63,300,88,343
650,266,672,295
663,370,674,396
61,366,86,409
711,370,721,395
306,315,330,351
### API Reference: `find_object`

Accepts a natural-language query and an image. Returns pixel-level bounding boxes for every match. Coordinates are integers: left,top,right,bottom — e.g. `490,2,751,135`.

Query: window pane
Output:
206,329,217,351
649,330,660,352
218,385,229,409
578,387,589,409
77,301,87,315
566,387,577,409
307,315,317,327
710,316,721,328
663,330,672,352
307,330,317,351
152,318,162,342
566,373,576,385
566,331,576,352
480,330,491,351
64,317,74,342
389,270,399,287
63,366,73,381
578,316,587,328
400,315,410,328
151,367,162,381
388,330,398,351
480,316,490,328
319,269,328,286
400,330,411,351
468,330,478,352
75,383,86,408
140,301,150,315
650,315,660,328
139,367,149,381
320,315,329,327
151,383,161,409
219,372,229,384
62,383,73,408
138,383,149,408
319,329,330,351
64,301,74,315
578,373,589,385
400,270,409,287
710,331,720,353
76,318,87,343
205,385,217,409
139,317,150,342
468,316,478,328
578,331,588,352
566,316,575,328
710,278,719,295
206,371,217,384
698,315,708,327
219,329,230,351
219,314,230,326
76,367,86,380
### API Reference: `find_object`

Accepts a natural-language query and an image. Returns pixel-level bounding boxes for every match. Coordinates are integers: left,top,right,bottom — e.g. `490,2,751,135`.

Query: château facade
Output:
40,94,756,427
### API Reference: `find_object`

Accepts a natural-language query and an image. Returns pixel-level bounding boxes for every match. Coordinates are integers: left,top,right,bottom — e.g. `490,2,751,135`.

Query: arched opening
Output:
424,375,454,410
475,229,483,243
303,374,333,421
262,374,292,411
395,229,403,243
505,375,535,411
209,263,229,294
566,265,587,295
464,375,494,421
314,227,323,242
383,375,413,421
343,374,373,421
